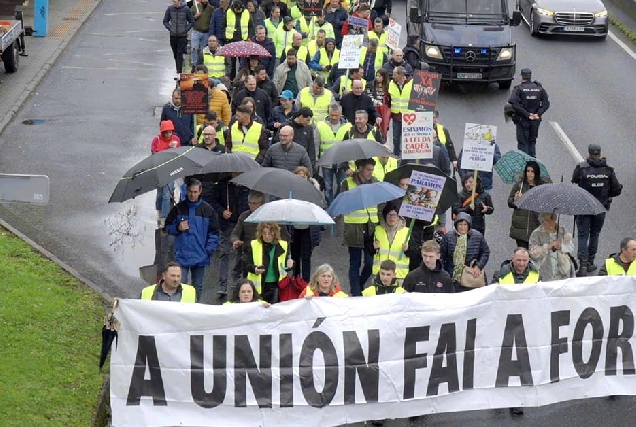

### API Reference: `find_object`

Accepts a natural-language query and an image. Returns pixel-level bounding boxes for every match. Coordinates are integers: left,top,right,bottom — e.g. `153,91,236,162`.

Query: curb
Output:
0,0,105,136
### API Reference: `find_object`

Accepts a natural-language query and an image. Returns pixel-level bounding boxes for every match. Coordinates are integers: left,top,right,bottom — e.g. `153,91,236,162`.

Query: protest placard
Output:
408,70,441,112
339,35,364,69
386,18,401,50
398,170,446,221
401,111,434,160
111,277,636,427
460,123,497,172
179,73,209,115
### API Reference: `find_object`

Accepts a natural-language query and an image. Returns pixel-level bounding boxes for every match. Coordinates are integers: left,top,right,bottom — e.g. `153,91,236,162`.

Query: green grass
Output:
0,227,106,426
610,14,636,44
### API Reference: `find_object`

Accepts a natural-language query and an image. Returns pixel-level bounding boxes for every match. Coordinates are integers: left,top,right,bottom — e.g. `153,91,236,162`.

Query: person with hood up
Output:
508,160,547,249
165,179,221,302
299,263,349,298
452,174,494,236
440,212,490,290
529,212,576,281
151,120,181,224
371,203,411,280
161,89,194,146
402,240,456,293
363,259,406,296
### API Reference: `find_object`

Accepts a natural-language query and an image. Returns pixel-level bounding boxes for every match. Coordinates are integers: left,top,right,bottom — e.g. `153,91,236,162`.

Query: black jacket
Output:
403,45,420,71
258,79,280,109
508,80,550,119
572,157,622,209
209,178,250,231
232,87,272,125
340,92,378,125
402,260,456,293
452,188,494,234
250,35,277,77
243,240,288,280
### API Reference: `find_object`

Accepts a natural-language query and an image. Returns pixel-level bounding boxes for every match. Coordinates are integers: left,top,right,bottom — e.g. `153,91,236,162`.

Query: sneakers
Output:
587,257,598,273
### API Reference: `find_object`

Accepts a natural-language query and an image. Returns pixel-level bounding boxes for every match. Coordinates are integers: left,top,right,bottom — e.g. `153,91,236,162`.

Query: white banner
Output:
339,35,364,69
401,111,434,160
386,18,401,51
460,123,497,172
111,277,636,427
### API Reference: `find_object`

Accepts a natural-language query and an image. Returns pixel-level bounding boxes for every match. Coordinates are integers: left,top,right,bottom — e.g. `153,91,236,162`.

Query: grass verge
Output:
0,226,106,426
610,14,636,43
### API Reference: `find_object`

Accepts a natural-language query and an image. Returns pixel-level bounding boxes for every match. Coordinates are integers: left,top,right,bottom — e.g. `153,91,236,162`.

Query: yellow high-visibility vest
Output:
362,285,406,296
435,123,447,144
202,48,226,78
367,30,389,56
343,177,379,224
298,86,333,123
337,75,367,95
316,120,352,158
264,18,282,38
246,240,288,294
317,47,340,79
196,124,227,145
604,258,636,275
274,27,294,58
359,47,385,74
372,226,410,279
230,121,262,159
499,270,540,284
301,285,349,297
140,284,196,302
372,156,398,181
388,80,413,114
225,9,250,41
284,44,309,63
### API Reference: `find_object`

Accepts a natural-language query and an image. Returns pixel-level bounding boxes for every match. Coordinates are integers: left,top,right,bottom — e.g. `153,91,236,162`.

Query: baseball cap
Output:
520,68,532,77
588,144,601,155
283,16,293,23
279,90,294,100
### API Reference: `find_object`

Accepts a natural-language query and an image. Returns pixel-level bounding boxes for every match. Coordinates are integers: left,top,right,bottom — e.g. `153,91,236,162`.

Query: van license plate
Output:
456,73,482,79
564,26,585,32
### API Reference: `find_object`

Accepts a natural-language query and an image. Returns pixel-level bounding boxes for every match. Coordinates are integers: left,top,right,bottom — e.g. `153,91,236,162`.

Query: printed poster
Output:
386,18,401,51
339,35,364,69
401,111,434,160
460,123,497,172
398,170,446,222
408,70,441,112
179,73,209,115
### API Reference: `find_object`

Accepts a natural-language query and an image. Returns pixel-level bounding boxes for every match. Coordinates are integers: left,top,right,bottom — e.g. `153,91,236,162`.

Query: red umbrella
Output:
217,41,272,58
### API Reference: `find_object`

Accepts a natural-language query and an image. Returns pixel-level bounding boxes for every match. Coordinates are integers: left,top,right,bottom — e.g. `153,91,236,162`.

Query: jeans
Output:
190,30,209,68
348,247,373,296
291,227,313,283
576,213,606,260
217,226,235,291
321,166,347,206
155,182,174,219
181,265,206,302
170,35,188,73
392,117,402,157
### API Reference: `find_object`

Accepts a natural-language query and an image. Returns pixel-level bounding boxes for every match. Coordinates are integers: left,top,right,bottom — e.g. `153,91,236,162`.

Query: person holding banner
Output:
529,213,576,281
299,263,348,297
226,278,271,307
599,237,636,276
363,259,405,296
402,240,455,293
452,174,493,236
370,203,411,280
243,222,294,303
508,160,547,249
140,262,197,303
440,213,490,290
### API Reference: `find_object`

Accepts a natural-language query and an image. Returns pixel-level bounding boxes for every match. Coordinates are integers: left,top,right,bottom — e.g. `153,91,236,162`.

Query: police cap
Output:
520,68,532,77
588,144,602,155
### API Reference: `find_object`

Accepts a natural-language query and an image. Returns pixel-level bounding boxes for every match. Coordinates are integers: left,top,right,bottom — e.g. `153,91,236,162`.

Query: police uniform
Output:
508,68,550,157
571,143,623,273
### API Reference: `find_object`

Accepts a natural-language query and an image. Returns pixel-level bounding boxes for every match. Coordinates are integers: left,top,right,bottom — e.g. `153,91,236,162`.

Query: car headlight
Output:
536,7,554,16
594,9,608,17
497,47,513,61
425,45,442,59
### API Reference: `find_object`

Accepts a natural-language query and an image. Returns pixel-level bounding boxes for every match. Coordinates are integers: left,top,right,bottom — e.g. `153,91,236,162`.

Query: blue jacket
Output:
209,178,250,231
166,198,220,267
209,7,227,42
440,213,490,275
269,104,297,130
160,103,194,146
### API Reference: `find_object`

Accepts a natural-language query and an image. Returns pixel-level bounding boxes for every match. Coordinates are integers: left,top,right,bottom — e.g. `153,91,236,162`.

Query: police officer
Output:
508,68,550,157
572,144,622,275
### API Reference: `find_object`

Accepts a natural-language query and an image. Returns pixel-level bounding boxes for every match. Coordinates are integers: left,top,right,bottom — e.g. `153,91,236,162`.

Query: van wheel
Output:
499,80,512,90
2,40,19,73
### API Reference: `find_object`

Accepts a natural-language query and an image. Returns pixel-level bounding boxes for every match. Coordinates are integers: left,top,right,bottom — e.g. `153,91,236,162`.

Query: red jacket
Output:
341,12,372,36
278,276,307,302
151,134,181,153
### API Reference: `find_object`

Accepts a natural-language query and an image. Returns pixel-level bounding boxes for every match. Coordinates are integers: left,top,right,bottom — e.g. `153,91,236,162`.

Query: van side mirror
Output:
511,10,522,26
409,7,423,24
419,61,430,71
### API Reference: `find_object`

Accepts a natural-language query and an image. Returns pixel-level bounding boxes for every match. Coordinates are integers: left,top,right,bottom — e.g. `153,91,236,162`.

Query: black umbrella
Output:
384,163,457,214
515,182,606,216
108,146,219,203
316,138,394,167
99,310,120,371
230,168,326,207
199,152,260,174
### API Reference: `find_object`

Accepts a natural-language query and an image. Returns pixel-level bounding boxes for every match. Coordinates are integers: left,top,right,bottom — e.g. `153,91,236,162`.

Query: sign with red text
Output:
386,18,401,50
179,73,209,115
401,111,434,160
408,71,441,112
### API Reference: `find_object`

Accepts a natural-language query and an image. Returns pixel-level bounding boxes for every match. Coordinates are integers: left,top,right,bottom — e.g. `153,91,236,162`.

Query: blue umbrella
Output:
327,182,405,217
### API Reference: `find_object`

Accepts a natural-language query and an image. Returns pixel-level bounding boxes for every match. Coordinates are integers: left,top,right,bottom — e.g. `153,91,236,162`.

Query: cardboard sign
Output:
398,170,446,221
408,71,441,112
339,35,364,69
401,111,434,160
386,18,401,50
460,123,497,172
179,73,209,115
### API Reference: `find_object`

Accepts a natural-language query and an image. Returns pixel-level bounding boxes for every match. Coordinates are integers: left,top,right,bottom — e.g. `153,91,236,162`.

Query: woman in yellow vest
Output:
299,263,349,298
371,204,411,280
225,278,271,307
243,222,294,303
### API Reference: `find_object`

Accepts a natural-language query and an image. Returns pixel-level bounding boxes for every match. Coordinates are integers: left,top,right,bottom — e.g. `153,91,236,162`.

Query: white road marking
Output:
549,121,584,163
609,30,636,61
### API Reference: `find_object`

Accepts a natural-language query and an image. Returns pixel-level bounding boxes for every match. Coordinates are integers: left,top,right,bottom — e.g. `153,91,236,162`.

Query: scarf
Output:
452,232,468,281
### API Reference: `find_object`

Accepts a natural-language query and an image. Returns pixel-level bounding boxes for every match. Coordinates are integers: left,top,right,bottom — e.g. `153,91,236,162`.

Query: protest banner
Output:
460,123,497,172
386,18,401,50
347,15,369,35
401,111,434,160
408,70,441,112
398,170,445,221
179,73,209,115
111,277,636,427
302,0,322,17
339,35,364,69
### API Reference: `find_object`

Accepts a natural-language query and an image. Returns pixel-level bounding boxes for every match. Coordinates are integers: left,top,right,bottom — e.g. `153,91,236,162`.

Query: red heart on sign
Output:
403,113,416,125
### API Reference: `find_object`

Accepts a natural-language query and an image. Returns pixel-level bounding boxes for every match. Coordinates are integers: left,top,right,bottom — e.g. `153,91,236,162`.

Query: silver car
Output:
519,0,609,37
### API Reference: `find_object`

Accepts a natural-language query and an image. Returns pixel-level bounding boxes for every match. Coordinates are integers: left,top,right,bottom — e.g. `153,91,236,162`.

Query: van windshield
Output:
427,0,505,24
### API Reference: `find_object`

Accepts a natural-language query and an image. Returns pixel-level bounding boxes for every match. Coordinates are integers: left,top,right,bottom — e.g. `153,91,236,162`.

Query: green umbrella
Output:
494,150,550,185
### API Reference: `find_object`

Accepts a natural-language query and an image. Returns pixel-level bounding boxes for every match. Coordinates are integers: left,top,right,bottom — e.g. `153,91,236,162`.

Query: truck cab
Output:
407,0,522,89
